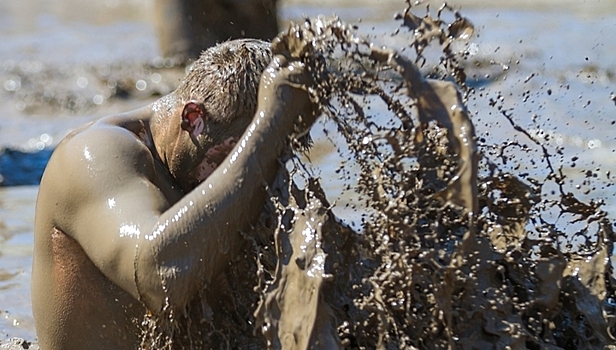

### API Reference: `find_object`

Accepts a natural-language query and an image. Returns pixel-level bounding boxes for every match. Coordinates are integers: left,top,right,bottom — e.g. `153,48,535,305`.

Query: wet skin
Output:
32,47,316,349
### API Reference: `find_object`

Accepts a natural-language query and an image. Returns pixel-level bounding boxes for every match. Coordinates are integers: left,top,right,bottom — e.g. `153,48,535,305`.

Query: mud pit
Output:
135,3,616,350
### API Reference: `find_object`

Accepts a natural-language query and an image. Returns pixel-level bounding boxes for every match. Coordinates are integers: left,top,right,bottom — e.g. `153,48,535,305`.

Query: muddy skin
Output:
32,38,317,349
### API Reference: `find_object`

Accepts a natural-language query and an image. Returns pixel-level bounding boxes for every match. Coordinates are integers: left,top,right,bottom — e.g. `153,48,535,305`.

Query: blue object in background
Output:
0,148,54,186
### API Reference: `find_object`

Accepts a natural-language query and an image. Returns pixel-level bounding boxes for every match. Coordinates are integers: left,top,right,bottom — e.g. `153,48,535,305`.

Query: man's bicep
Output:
70,177,169,301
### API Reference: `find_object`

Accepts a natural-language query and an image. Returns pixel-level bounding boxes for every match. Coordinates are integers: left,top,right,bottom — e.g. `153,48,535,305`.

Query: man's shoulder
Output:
57,119,151,161
45,119,155,189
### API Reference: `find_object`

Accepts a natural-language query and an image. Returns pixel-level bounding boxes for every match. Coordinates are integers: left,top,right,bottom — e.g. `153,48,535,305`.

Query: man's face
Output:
167,101,252,191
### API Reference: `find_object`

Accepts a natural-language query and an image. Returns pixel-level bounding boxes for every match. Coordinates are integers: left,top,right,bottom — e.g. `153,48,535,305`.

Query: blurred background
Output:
0,0,614,346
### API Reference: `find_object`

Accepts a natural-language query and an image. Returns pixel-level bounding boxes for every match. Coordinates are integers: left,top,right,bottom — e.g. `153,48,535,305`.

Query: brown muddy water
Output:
1,0,616,348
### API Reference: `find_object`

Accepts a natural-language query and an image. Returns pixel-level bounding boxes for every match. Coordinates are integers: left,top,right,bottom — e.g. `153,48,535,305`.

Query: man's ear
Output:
181,101,206,138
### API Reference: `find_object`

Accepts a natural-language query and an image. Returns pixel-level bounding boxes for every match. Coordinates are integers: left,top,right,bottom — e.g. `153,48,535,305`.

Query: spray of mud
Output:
141,3,616,349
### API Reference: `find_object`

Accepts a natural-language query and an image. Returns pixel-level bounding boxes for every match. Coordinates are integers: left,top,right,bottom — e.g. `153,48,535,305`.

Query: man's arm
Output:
47,56,315,314
144,60,316,311
45,123,171,310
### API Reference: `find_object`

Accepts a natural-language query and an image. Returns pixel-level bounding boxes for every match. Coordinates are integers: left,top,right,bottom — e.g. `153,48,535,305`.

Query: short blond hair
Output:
176,39,272,124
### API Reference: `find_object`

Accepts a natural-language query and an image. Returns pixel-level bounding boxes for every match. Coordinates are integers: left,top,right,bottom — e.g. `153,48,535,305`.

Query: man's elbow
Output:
134,242,204,315
134,242,169,314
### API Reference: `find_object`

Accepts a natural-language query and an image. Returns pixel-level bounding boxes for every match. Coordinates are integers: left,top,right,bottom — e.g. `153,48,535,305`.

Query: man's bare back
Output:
32,38,316,349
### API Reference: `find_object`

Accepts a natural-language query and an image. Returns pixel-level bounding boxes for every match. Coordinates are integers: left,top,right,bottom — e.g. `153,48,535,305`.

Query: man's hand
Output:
257,53,319,139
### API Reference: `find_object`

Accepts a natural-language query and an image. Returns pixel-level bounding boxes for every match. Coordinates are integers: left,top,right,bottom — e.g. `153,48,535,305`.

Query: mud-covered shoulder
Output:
38,120,157,226
53,119,154,178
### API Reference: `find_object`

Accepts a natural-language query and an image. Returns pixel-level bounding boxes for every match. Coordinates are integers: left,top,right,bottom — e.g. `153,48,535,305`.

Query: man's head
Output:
153,39,272,191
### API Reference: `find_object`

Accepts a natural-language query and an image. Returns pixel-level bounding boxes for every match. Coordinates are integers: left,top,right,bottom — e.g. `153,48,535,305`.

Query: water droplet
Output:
77,76,88,88
136,80,147,91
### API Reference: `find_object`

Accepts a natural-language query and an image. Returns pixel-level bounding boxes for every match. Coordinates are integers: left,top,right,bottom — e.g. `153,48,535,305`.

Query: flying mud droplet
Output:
448,16,474,40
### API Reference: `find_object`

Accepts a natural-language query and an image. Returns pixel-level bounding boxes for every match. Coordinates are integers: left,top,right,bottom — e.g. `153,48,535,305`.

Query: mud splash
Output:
141,3,615,349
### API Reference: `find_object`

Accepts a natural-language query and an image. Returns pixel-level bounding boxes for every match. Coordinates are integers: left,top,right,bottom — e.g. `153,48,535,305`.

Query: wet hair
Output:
176,39,272,124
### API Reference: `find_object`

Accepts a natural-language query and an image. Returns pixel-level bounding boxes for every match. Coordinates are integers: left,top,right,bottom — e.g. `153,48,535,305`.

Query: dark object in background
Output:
0,148,53,187
153,0,278,63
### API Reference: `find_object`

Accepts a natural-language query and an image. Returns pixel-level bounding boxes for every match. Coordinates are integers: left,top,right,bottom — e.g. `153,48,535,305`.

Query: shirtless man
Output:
32,38,317,349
